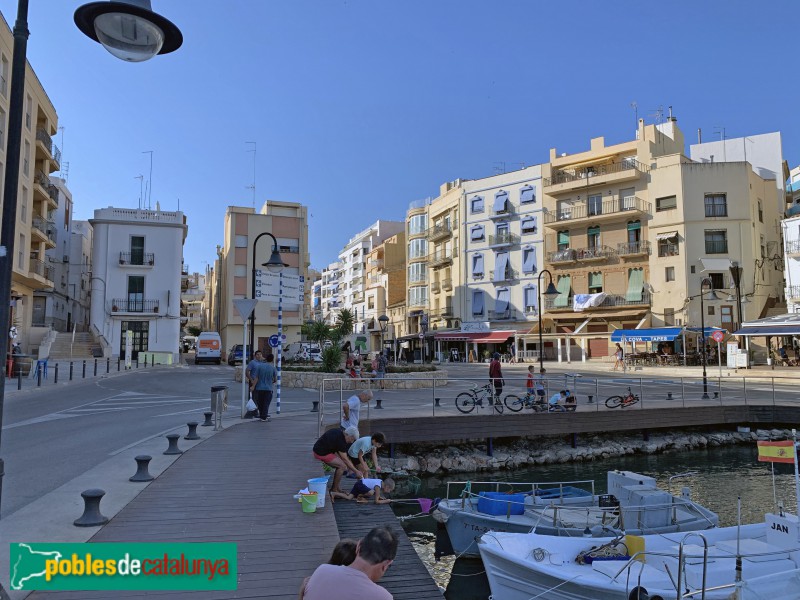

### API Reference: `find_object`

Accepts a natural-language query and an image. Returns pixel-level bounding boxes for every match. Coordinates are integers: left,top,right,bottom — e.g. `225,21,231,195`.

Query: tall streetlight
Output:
378,314,389,355
249,232,287,354
699,277,719,399
536,269,560,372
0,0,181,527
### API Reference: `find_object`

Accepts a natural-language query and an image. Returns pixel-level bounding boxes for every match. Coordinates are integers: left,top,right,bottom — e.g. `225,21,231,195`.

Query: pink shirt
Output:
304,564,392,600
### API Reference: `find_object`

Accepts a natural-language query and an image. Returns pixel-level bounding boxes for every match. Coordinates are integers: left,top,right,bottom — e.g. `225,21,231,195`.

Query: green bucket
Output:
300,492,318,513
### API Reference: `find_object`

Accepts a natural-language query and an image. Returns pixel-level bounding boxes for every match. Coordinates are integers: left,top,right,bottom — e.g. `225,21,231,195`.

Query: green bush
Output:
321,345,342,373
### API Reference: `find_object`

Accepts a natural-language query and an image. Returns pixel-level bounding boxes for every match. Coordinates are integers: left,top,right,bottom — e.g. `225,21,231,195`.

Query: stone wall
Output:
233,367,448,390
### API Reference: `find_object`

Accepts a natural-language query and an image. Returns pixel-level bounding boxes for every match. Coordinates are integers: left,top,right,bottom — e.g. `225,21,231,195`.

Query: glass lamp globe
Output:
94,12,164,62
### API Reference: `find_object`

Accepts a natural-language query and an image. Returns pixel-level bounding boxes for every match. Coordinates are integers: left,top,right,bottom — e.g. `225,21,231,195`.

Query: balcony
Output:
493,268,518,284
545,291,652,311
31,215,56,246
547,248,577,265
617,241,651,259
409,273,428,284
430,280,440,293
28,257,53,283
544,158,648,193
788,285,800,300
111,299,160,314
368,258,384,268
488,232,520,248
431,305,454,318
657,243,680,258
441,278,453,291
489,204,516,220
426,223,452,242
429,249,453,268
119,251,155,266
543,196,651,228
367,274,382,288
787,239,800,258
705,240,729,254
352,292,364,303
489,309,518,321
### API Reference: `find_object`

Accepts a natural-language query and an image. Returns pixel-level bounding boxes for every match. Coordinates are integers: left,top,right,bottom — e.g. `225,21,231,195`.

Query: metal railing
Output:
426,223,452,241
429,250,453,266
787,285,800,300
617,240,651,256
544,158,648,187
31,215,54,239
545,291,652,309
704,205,728,218
111,299,159,313
490,204,516,219
441,278,453,290
543,196,651,224
430,280,440,293
704,240,728,254
492,268,518,283
786,239,800,256
488,232,520,247
119,251,155,266
548,246,613,263
488,309,518,320
34,168,50,189
29,257,53,281
35,127,52,151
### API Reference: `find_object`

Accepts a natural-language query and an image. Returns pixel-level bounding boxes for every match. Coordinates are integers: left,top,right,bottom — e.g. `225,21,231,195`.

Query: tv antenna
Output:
246,141,256,209
142,150,153,209
714,127,727,161
649,105,664,124
134,174,144,209
631,101,638,124
493,161,506,175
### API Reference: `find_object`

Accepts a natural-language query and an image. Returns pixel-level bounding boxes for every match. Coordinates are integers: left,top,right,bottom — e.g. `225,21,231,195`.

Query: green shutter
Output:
554,275,571,308
558,231,569,245
627,221,641,231
587,226,600,235
625,268,644,302
589,272,602,289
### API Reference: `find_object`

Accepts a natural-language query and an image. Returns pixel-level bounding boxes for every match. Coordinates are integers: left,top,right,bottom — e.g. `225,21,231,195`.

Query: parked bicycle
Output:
605,387,640,409
455,383,504,414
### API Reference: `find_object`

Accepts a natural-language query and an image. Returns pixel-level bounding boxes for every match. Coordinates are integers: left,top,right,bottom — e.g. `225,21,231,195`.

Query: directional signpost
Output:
233,299,258,418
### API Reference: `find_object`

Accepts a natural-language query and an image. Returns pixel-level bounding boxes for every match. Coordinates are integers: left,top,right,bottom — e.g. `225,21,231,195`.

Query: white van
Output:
195,332,222,364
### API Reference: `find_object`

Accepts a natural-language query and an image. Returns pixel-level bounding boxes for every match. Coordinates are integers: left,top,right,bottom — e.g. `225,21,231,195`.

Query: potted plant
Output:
112,305,119,312
153,306,159,313
482,349,491,363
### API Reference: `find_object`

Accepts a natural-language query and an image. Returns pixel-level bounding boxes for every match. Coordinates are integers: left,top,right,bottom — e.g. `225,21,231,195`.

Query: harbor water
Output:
391,444,798,599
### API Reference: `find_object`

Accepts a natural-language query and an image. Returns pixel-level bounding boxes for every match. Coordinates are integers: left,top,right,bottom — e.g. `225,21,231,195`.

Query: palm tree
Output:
303,319,330,345
335,308,354,340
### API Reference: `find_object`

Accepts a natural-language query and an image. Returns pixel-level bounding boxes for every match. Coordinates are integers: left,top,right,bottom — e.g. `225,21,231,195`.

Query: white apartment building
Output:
89,207,187,362
319,261,343,324
784,214,800,313
68,220,93,332
338,220,404,331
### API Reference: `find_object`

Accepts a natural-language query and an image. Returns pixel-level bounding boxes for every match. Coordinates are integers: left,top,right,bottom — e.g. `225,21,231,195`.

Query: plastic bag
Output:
246,398,257,411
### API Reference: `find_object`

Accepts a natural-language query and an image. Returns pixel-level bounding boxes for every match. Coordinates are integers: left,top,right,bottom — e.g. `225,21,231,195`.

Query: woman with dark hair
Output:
489,352,504,403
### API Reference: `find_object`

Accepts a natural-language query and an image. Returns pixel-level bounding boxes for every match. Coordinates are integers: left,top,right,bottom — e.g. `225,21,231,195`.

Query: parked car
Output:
292,346,323,363
227,344,253,366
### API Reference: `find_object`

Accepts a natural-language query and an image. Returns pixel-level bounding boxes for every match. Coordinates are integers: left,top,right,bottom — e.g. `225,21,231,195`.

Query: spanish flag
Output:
757,440,796,464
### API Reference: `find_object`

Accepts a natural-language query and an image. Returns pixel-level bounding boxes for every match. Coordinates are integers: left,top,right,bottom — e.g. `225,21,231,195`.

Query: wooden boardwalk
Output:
332,499,443,599
29,414,341,599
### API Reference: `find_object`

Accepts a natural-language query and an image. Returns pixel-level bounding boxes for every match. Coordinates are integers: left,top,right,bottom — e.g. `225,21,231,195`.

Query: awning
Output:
655,231,678,241
700,258,732,272
434,330,516,343
611,327,682,342
473,331,515,343
733,314,800,336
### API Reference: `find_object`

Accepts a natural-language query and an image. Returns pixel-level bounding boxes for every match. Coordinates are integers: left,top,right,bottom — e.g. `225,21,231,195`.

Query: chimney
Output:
698,128,702,144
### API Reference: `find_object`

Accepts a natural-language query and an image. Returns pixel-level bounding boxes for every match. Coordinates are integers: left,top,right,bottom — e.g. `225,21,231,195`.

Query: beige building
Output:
1,22,61,353
213,202,310,355
364,232,405,351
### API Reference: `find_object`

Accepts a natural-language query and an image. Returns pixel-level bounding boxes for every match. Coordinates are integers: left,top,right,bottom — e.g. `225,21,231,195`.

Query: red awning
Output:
434,332,481,341
472,331,515,343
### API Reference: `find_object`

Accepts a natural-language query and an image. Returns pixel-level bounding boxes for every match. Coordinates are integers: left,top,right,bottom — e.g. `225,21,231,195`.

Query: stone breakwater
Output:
383,428,793,476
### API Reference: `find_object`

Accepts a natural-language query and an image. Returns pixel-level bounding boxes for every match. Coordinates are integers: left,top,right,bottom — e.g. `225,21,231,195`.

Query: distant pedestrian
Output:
375,351,388,390
489,352,504,403
341,390,373,430
612,343,624,371
298,539,358,600
303,526,398,600
250,352,276,422
312,426,362,494
245,350,263,416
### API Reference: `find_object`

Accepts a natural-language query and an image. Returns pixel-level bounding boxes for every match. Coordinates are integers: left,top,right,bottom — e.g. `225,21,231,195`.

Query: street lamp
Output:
0,0,181,526
699,277,719,399
537,269,560,372
378,314,389,355
249,232,287,354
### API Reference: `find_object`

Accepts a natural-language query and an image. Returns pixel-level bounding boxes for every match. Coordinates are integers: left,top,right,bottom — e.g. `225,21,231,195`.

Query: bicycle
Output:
455,383,504,414
503,391,547,412
605,387,640,409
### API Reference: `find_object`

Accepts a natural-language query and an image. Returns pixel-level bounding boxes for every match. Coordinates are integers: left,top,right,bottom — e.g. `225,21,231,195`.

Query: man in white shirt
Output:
341,390,373,430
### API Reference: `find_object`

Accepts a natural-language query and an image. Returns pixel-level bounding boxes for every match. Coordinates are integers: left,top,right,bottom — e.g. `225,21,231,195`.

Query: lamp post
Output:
536,269,560,372
378,314,389,356
698,277,719,399
249,232,287,354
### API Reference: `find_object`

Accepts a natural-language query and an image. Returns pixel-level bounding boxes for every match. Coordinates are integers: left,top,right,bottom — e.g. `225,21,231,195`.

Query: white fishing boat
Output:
434,470,719,558
478,510,800,600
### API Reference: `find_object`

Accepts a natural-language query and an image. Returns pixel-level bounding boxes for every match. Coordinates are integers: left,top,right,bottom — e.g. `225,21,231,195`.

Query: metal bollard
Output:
144,354,148,367
94,359,98,377
310,400,319,413
201,411,214,427
107,358,110,374
667,392,673,400
714,391,719,399
374,397,383,409
587,395,594,404
17,368,22,390
82,360,86,378
54,363,59,384
129,455,154,482
118,358,121,372
74,489,109,527
185,422,200,440
70,361,73,381
37,364,42,387
164,434,183,455
136,359,139,369
434,397,441,407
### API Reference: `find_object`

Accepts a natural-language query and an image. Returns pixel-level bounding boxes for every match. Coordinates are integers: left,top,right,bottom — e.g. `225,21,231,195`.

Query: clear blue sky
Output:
7,0,798,273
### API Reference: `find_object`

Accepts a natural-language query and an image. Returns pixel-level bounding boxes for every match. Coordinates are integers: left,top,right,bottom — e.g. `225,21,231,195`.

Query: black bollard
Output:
107,358,110,373
74,489,109,527
310,400,319,413
434,397,440,407
571,433,577,448
17,368,21,390
69,361,73,381
136,359,139,369
82,360,86,378
129,455,154,482
94,358,98,377
201,411,214,427
587,395,594,404
118,358,121,372
144,354,148,368
37,364,42,387
164,433,183,455
667,392,673,400
375,397,383,409
185,422,200,440
713,391,719,399
54,363,59,384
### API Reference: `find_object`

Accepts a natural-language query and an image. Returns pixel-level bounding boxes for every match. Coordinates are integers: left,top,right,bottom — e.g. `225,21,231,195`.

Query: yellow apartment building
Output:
0,20,61,353
213,202,310,355
364,232,405,351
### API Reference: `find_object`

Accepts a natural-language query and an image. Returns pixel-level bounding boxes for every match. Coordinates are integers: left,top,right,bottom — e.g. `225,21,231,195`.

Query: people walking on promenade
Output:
341,390,373,429
489,352,504,403
613,343,624,371
375,351,388,390
303,526,398,600
312,426,362,493
250,352,276,422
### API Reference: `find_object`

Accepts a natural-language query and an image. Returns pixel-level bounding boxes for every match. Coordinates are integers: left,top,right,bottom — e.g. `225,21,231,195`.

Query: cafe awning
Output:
733,314,800,336
434,330,516,343
611,327,682,342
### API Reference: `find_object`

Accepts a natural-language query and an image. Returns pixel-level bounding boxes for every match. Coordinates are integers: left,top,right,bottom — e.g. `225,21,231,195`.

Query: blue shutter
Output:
524,286,537,312
522,246,536,273
520,185,535,203
495,288,510,312
493,190,508,213
471,224,484,241
472,290,484,315
471,196,484,213
472,254,484,277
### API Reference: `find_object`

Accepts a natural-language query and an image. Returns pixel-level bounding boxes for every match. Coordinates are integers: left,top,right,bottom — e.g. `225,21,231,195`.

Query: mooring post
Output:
201,411,214,427
389,443,395,459
571,433,577,448
129,456,154,482
94,359,97,377
106,358,110,374
184,422,200,440
643,429,649,442
74,489,109,527
164,434,183,455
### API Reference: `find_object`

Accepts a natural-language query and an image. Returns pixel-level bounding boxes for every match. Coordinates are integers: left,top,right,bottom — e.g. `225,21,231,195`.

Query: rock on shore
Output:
382,428,794,476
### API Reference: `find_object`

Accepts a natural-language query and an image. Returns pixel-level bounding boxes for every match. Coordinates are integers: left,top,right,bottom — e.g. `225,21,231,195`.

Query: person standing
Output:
245,350,263,417
341,390,373,430
489,352,504,403
251,352,277,422
375,351,388,390
303,526,398,600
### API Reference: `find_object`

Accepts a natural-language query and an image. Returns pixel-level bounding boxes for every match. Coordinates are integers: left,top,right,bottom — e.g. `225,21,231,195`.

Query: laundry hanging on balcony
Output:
573,292,606,311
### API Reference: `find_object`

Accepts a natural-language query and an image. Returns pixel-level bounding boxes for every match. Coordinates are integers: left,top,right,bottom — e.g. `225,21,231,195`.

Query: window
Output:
130,236,145,265
522,246,537,274
472,290,484,316
0,107,6,150
127,276,145,312
587,226,600,249
521,216,537,234
471,253,484,278
408,286,428,307
665,266,675,282
553,275,571,307
758,200,763,223
408,262,427,283
721,306,733,330
656,195,677,212
25,94,31,130
470,224,485,241
524,286,538,313
625,268,644,302
494,288,510,315
707,305,715,316
17,233,24,269
470,195,484,213
557,230,569,251
708,273,725,290
588,194,602,216
627,221,641,244
520,185,535,204
408,214,427,235
23,140,30,177
664,308,675,326
704,230,727,254
495,223,509,242
704,194,727,217
234,265,247,277
657,234,679,257
588,271,603,293
0,55,7,96
760,235,765,259
234,235,247,248
493,251,510,281
493,190,509,214
20,186,27,222
620,187,636,210
408,238,427,259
